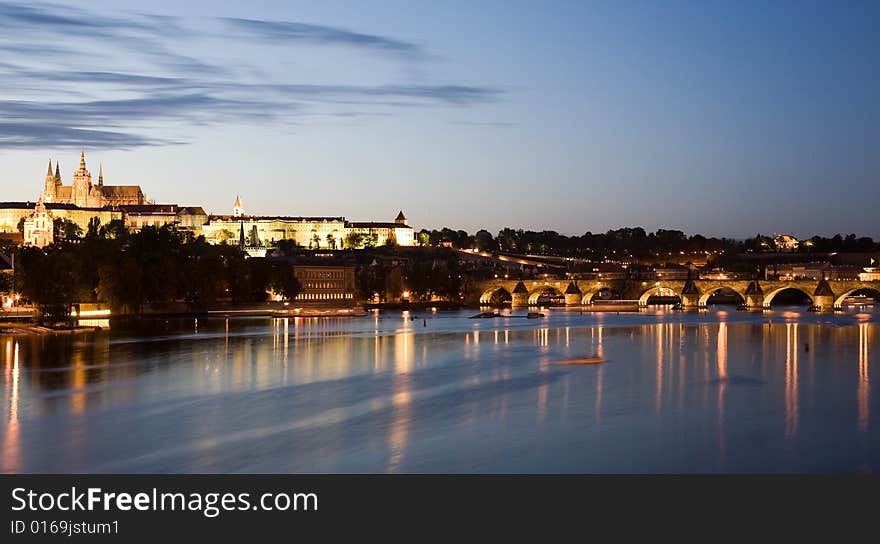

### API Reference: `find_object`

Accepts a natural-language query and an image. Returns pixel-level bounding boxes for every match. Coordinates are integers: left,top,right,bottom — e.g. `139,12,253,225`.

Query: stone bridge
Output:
475,277,880,312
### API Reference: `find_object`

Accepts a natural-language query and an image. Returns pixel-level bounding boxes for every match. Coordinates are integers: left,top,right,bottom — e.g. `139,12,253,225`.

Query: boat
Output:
469,311,500,319
559,356,606,365
526,312,545,319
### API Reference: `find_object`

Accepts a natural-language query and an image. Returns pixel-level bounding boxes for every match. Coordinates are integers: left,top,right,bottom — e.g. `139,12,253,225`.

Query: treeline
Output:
12,220,300,324
416,227,880,257
740,233,879,253
355,248,467,302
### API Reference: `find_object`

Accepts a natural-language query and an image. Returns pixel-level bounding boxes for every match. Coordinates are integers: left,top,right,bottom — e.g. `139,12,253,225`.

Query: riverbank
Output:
0,322,103,336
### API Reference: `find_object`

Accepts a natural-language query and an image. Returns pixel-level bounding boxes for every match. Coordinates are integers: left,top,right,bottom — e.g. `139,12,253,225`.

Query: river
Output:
1,306,877,473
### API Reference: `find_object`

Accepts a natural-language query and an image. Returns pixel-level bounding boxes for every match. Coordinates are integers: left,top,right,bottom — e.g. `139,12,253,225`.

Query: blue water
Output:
1,307,878,473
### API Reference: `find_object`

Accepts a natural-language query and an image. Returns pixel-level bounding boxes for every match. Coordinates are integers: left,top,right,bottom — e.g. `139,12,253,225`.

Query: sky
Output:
1,0,878,239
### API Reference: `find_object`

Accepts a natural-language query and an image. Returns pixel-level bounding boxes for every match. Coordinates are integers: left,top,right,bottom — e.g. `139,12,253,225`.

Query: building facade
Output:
4,157,415,251
120,205,208,231
22,196,53,247
292,265,356,306
44,152,148,207
0,201,123,239
201,199,416,249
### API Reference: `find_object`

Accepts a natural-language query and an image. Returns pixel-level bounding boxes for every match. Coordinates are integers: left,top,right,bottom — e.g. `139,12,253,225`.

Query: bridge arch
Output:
582,286,620,305
528,286,564,305
638,285,681,306
833,287,880,308
762,285,814,308
698,286,746,307
479,287,512,305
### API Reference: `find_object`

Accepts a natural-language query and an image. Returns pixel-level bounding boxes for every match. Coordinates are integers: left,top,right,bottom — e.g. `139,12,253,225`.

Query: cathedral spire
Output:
98,163,103,185
44,160,57,202
79,149,87,172
54,162,61,183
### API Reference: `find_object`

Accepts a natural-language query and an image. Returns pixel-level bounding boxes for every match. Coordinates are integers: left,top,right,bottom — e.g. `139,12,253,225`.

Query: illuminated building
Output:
44,152,147,207
201,198,416,249
860,267,880,281
292,264,356,306
773,234,800,252
2,157,414,249
22,196,53,247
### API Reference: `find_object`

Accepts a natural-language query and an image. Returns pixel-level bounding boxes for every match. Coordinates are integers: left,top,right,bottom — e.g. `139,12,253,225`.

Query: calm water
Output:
1,307,878,473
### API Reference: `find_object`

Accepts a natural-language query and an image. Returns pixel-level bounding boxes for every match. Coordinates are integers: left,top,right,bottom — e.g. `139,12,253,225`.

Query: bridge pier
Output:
511,281,529,307
564,282,582,306
744,280,765,311
680,278,700,309
812,279,835,312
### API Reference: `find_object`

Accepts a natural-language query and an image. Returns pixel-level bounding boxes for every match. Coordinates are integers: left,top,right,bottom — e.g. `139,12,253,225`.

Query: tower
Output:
71,150,93,207
98,163,104,186
233,195,245,217
44,160,56,203
395,210,407,226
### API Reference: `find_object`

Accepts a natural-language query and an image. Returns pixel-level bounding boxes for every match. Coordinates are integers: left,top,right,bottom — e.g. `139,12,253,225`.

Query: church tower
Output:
24,194,54,248
98,164,104,186
395,210,408,226
233,195,245,217
71,150,93,207
44,160,56,203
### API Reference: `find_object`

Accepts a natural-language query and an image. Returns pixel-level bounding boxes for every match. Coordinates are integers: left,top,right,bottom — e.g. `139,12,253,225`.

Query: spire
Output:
46,159,53,177
54,162,61,183
233,195,244,217
98,163,103,185
78,149,88,174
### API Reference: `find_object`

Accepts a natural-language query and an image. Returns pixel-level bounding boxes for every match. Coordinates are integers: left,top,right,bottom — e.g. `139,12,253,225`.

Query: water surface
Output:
1,307,878,473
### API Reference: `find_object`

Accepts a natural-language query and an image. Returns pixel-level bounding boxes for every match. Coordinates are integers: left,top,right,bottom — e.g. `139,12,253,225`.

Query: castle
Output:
201,196,415,250
43,151,147,207
2,154,416,250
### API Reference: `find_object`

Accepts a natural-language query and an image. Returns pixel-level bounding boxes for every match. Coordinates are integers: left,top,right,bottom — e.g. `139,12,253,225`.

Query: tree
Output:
326,233,336,250
86,217,101,238
362,233,379,249
99,219,129,241
267,262,301,301
53,218,82,243
275,239,300,255
18,246,78,324
217,229,235,245
474,229,495,251
344,232,365,249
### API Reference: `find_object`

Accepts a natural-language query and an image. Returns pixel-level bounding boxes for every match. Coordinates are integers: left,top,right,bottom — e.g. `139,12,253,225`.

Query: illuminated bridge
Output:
475,277,880,311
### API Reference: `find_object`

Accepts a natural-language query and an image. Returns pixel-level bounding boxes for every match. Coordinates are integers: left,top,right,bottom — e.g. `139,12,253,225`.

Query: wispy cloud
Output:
0,123,174,149
223,18,425,58
0,2,502,150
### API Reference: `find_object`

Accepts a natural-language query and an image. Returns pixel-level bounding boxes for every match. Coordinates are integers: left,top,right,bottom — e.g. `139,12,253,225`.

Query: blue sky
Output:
1,1,878,238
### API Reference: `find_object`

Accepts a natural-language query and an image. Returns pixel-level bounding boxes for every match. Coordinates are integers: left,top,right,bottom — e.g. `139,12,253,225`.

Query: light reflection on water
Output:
0,307,878,473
